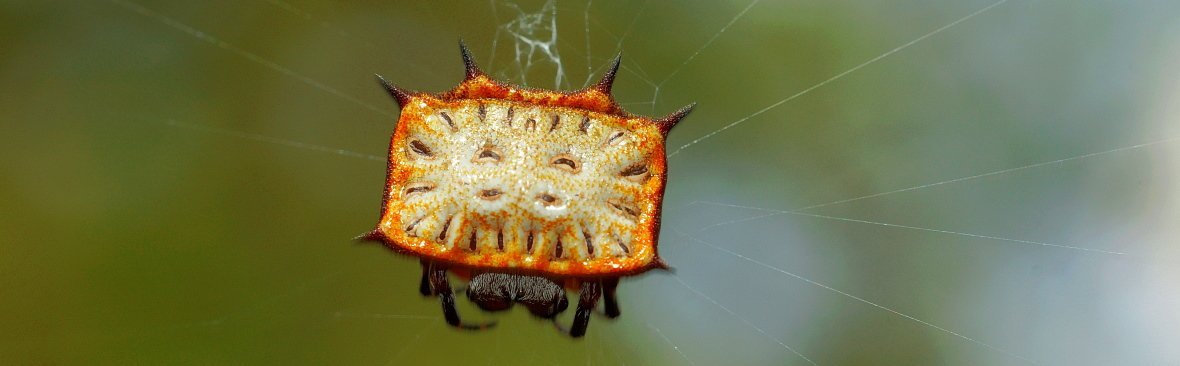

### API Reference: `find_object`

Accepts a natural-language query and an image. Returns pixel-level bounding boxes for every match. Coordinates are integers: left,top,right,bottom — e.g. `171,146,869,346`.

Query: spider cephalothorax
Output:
360,41,692,337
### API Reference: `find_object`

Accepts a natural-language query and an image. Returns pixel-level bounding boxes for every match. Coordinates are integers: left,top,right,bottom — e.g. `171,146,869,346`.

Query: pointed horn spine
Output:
376,74,411,107
656,103,696,135
592,54,622,94
458,39,484,80
355,229,386,243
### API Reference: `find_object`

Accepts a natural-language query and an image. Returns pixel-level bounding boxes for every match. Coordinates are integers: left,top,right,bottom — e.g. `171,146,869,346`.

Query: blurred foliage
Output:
2,0,1179,364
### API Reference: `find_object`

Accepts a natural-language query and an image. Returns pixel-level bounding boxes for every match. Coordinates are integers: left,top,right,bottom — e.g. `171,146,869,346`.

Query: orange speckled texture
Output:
367,60,686,278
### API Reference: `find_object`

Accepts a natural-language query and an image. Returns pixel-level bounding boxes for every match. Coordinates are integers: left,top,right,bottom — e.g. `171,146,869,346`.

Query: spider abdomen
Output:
368,52,691,278
384,99,664,275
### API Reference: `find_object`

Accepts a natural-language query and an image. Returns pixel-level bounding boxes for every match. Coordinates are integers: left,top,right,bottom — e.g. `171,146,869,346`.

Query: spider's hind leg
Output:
418,260,432,296
602,277,621,318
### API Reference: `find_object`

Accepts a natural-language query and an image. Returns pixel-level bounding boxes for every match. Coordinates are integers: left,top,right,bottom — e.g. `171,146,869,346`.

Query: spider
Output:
359,41,692,337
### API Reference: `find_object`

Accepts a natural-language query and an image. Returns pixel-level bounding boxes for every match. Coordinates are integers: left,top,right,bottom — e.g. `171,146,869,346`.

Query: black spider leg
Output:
418,260,432,296
425,262,496,331
602,277,621,318
555,280,602,338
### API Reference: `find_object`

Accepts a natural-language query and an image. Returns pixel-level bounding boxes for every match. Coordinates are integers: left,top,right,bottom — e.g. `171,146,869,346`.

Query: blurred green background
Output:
3,0,1180,364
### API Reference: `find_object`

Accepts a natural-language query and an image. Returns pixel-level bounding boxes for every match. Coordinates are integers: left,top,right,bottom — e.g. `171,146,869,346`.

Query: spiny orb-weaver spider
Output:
360,41,693,337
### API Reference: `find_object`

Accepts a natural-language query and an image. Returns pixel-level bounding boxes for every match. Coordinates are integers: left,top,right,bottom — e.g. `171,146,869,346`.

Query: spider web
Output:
8,0,1180,364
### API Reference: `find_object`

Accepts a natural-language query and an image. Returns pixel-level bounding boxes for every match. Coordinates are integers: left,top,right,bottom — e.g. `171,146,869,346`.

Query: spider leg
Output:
427,263,496,331
418,260,432,296
566,280,602,338
602,277,621,318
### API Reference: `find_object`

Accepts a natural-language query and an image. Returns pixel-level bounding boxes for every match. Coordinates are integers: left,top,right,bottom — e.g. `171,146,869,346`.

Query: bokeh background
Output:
3,0,1179,364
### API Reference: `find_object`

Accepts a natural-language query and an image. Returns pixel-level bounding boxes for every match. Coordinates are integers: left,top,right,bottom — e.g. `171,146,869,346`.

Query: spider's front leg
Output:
425,262,495,331
567,280,603,337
